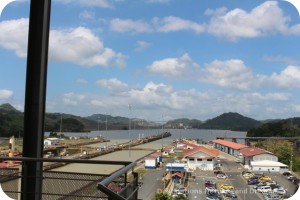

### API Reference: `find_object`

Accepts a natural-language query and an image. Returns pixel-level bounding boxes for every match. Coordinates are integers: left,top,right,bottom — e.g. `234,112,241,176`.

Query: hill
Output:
164,118,203,129
199,112,262,131
247,117,300,137
1,103,298,137
0,104,23,137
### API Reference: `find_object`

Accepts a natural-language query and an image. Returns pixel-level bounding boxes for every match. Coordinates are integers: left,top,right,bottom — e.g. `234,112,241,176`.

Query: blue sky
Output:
1,0,300,121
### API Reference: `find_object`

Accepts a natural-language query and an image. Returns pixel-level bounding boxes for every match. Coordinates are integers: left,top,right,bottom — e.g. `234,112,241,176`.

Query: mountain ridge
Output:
0,103,296,137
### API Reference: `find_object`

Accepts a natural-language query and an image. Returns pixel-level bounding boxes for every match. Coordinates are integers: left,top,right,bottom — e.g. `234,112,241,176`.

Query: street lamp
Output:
105,113,108,148
128,104,132,158
59,113,63,138
161,114,164,150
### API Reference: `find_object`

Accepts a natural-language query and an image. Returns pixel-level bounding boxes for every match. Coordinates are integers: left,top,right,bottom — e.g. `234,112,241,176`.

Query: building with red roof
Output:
183,146,220,170
239,147,278,166
212,139,248,157
144,152,162,169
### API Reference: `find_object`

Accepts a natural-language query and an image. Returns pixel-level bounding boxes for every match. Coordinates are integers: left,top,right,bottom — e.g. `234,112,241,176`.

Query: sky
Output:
1,0,300,122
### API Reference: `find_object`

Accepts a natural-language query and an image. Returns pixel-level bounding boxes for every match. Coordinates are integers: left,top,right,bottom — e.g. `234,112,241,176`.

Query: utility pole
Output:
290,144,293,171
105,114,108,148
128,104,132,158
60,113,63,139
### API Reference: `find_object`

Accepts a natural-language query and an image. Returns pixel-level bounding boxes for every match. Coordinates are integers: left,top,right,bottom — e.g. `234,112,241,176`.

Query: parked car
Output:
273,188,287,195
206,190,220,200
243,173,254,179
263,193,281,200
205,180,216,188
222,190,237,198
219,184,234,190
282,171,292,176
214,171,224,175
262,180,276,185
206,187,218,193
257,186,272,193
253,183,266,190
216,173,227,179
260,176,272,181
270,184,283,190
248,179,260,185
206,193,221,200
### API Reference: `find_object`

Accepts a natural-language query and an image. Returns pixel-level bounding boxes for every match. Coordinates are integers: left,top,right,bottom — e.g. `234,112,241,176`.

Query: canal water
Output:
51,129,246,174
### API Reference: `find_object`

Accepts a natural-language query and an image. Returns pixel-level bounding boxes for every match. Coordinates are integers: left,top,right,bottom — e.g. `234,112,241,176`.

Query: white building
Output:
212,139,248,157
239,147,278,166
44,138,60,147
144,153,162,169
251,160,289,173
184,146,219,170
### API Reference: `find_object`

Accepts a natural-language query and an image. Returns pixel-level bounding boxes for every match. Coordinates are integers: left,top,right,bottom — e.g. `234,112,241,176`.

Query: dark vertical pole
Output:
21,0,51,200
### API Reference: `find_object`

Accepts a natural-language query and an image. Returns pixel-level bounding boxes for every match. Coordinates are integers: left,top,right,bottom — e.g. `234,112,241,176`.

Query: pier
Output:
42,131,171,170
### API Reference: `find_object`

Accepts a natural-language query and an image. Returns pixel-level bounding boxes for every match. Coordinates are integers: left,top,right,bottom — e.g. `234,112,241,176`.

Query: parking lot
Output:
185,151,299,200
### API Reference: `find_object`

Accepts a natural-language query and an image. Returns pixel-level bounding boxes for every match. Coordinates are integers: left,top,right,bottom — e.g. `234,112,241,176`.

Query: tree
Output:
153,192,172,200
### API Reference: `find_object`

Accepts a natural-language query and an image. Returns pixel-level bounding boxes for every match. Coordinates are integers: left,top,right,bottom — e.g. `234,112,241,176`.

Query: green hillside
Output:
199,112,262,131
247,118,300,137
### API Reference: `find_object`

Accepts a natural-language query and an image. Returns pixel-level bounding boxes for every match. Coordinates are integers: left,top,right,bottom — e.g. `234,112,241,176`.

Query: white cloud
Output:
250,92,290,101
206,1,290,41
135,40,150,52
263,55,297,65
62,92,85,106
268,65,300,88
0,18,28,57
76,79,88,84
109,18,153,33
147,53,200,79
50,26,126,67
79,10,95,20
95,78,128,91
55,0,113,8
152,16,205,33
0,18,126,68
0,89,13,99
146,0,171,3
202,59,257,90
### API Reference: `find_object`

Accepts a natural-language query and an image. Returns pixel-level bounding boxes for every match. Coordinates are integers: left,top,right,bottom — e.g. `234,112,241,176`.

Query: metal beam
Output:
21,0,51,199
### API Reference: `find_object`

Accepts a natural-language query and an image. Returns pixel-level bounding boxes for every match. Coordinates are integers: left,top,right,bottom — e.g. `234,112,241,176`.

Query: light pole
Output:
161,114,164,150
97,115,100,133
128,104,132,158
59,113,63,138
105,114,108,148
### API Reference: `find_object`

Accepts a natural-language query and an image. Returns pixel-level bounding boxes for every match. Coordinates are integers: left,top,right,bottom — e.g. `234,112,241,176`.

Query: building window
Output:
197,159,202,161
207,159,212,161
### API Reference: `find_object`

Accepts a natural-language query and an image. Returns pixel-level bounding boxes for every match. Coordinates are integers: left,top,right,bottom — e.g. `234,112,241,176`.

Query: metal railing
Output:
0,157,138,200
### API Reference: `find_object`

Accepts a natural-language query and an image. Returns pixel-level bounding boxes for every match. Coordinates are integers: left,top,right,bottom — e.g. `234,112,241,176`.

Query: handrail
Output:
97,162,137,200
0,157,131,166
0,157,138,199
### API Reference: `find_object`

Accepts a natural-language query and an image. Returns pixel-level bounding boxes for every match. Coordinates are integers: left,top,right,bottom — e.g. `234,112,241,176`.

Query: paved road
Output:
221,159,262,200
138,169,164,200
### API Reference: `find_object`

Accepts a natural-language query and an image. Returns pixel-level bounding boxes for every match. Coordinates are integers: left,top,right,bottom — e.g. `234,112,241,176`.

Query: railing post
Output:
21,0,51,199
133,172,138,200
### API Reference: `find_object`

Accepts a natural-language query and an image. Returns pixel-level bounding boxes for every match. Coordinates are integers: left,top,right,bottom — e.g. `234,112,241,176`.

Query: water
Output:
51,129,246,174
55,129,246,144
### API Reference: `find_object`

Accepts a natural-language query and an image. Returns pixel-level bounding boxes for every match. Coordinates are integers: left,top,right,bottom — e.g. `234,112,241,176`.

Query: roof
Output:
145,152,161,159
165,163,185,168
184,146,219,158
251,160,288,167
239,147,266,157
212,139,248,150
172,172,184,178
